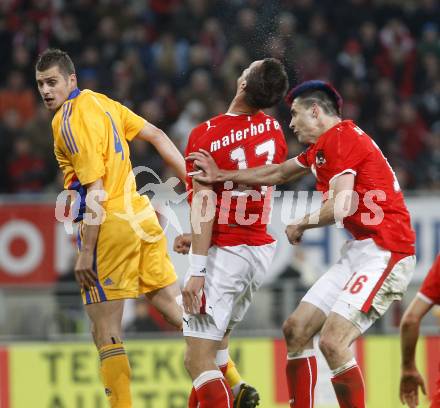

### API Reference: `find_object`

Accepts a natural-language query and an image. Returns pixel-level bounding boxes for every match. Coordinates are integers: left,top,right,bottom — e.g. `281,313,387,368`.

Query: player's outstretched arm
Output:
285,173,356,245
136,122,186,183
399,297,431,407
74,178,106,289
182,180,215,315
187,149,308,186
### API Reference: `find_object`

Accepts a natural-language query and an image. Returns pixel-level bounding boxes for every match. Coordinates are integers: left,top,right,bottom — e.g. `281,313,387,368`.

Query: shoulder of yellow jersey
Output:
51,89,125,144
79,89,122,112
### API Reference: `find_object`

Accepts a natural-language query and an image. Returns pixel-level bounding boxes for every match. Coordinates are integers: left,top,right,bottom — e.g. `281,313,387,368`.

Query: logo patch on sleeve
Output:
316,150,326,167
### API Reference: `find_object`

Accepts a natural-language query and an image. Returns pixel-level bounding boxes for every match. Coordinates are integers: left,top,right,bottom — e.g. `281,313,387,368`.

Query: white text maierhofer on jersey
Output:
210,119,281,152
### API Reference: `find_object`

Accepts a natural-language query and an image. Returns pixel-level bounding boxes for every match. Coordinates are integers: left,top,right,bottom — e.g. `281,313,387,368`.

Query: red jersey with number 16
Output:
296,120,415,255
185,112,288,247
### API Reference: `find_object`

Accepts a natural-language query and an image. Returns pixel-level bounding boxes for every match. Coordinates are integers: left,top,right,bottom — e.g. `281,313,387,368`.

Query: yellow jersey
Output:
52,88,146,219
52,88,177,303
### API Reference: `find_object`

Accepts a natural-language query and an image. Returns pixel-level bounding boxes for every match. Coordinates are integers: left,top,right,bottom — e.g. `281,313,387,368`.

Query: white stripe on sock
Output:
193,370,223,389
331,358,357,377
307,357,312,408
287,349,315,359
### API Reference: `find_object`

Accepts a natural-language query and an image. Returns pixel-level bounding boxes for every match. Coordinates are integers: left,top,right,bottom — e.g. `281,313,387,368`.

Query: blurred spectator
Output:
426,122,440,190
295,46,331,81
52,11,82,56
0,17,13,81
152,33,188,81
271,247,321,326
418,23,440,59
410,0,440,36
172,0,212,43
276,12,305,74
220,46,250,97
339,78,362,122
24,103,58,183
125,298,164,333
151,82,180,121
0,70,36,124
377,19,416,97
77,46,106,90
230,8,263,60
170,99,206,152
0,110,19,192
93,16,122,67
419,79,440,126
336,39,367,82
7,136,48,193
10,45,34,86
178,68,217,114
130,136,165,190
0,0,438,192
308,13,338,58
199,18,227,69
358,21,380,72
398,101,428,163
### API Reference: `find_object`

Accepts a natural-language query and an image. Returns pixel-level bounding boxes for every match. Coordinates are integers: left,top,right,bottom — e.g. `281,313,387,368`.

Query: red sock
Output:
195,372,234,408
188,369,229,408
331,365,365,408
188,387,198,408
286,356,317,407
432,376,440,408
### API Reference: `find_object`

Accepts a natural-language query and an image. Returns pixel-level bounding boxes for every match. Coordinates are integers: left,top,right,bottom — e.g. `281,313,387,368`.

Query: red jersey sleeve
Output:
322,123,370,184
275,130,288,164
295,148,311,168
185,124,206,202
419,255,440,304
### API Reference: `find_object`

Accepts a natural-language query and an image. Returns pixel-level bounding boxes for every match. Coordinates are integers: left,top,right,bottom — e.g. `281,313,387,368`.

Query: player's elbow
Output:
400,312,421,332
138,123,165,144
149,127,167,145
333,190,358,221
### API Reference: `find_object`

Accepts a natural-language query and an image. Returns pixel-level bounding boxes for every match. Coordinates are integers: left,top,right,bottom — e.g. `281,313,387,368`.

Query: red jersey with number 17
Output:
185,112,288,247
296,120,415,255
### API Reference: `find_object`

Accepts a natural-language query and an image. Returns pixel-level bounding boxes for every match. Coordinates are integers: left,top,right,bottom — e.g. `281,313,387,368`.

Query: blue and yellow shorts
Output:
78,195,177,305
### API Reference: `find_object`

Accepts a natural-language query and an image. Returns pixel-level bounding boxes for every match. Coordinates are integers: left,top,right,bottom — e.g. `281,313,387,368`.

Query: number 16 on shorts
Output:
343,273,368,295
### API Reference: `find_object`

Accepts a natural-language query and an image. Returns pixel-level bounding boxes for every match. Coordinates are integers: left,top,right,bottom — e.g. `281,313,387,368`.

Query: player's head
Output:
286,80,342,143
237,58,288,109
35,48,77,111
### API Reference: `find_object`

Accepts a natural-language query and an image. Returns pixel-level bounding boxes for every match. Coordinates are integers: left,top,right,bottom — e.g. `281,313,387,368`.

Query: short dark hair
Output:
296,90,340,116
285,80,342,116
244,58,288,109
35,48,75,76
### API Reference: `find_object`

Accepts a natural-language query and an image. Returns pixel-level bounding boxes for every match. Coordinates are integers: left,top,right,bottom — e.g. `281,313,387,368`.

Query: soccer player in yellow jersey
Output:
35,48,185,407
35,48,250,408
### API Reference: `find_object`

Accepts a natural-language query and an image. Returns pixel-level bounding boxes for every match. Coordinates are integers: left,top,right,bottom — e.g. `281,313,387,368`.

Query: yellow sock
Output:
99,343,132,408
225,356,243,389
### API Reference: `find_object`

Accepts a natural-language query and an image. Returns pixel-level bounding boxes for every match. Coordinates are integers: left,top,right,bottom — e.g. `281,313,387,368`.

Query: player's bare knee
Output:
282,316,308,350
318,334,342,360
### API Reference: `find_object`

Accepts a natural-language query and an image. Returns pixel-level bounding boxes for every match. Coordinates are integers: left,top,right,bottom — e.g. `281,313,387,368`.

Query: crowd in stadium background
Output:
0,0,439,195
